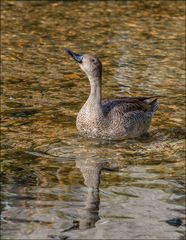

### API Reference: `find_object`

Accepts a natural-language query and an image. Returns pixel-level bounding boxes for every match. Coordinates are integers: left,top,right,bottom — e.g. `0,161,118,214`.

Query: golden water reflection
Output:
1,0,185,239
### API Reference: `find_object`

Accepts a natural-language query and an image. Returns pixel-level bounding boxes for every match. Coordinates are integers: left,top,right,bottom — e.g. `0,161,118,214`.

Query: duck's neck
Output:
88,76,102,105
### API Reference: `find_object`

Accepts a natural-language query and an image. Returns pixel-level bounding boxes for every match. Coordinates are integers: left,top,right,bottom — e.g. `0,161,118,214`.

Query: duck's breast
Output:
76,104,105,137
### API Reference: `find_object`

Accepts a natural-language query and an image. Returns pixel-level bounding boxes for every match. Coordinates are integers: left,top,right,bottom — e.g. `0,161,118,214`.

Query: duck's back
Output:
103,97,158,114
101,97,159,138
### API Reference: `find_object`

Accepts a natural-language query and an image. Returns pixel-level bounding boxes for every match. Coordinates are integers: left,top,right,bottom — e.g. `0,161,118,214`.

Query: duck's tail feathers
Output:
145,98,159,116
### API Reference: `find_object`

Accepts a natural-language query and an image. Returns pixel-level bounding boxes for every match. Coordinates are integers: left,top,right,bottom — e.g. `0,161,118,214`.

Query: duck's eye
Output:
91,59,96,63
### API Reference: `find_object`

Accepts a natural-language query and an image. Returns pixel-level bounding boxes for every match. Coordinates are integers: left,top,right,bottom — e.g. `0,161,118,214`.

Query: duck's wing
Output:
102,97,159,115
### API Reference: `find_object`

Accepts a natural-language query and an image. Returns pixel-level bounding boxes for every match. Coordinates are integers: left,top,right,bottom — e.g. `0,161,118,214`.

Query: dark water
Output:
1,1,185,239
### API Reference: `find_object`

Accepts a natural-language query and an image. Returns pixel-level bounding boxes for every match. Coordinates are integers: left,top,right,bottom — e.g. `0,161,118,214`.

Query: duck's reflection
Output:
76,187,100,230
63,160,118,232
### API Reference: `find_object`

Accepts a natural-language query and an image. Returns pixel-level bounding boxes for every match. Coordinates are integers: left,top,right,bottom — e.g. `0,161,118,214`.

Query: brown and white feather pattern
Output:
76,96,159,139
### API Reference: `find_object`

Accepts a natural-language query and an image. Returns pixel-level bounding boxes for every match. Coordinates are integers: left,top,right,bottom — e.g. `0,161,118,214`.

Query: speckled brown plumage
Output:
66,49,159,139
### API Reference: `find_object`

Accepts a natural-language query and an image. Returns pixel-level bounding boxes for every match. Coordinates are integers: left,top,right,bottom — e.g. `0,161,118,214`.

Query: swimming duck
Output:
66,49,159,140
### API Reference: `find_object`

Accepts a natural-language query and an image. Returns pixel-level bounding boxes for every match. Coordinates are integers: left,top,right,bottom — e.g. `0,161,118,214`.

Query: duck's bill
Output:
65,49,83,63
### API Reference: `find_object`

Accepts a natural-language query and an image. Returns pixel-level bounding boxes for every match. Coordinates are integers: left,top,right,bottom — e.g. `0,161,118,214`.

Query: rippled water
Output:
1,1,185,239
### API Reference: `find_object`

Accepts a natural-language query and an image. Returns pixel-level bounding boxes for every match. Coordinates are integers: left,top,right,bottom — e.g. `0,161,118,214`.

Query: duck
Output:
65,49,159,140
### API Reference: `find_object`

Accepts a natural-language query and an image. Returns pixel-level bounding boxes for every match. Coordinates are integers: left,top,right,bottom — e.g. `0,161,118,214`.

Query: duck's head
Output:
65,49,102,79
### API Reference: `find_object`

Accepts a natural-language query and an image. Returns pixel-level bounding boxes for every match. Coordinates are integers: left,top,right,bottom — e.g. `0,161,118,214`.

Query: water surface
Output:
1,1,185,239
